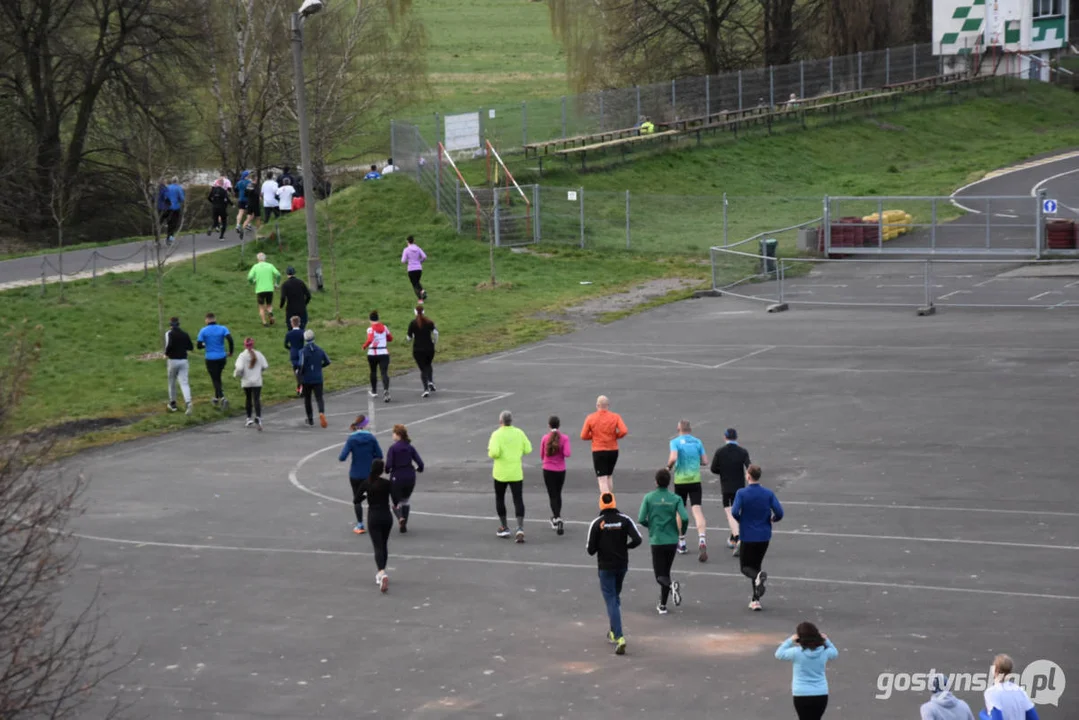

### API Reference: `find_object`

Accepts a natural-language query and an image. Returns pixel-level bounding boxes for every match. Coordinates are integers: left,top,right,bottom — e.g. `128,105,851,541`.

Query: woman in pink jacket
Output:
401,235,427,300
540,415,572,536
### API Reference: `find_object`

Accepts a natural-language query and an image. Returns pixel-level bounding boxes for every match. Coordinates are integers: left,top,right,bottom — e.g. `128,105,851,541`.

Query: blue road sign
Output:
1043,199,1058,214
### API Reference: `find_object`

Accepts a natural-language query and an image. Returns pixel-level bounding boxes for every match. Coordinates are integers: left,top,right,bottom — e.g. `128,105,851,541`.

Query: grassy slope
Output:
0,176,708,444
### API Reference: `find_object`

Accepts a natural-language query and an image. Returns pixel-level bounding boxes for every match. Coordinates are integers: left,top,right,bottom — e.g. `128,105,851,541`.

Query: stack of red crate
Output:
1046,220,1076,250
820,217,880,253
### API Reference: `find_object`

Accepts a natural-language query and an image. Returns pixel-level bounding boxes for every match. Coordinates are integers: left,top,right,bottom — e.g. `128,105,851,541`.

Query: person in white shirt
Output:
382,157,398,174
260,176,280,228
981,655,1041,720
276,180,296,214
233,337,269,430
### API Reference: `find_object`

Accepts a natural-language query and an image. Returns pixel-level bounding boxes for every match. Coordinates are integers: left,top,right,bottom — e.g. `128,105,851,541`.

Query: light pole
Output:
290,0,324,291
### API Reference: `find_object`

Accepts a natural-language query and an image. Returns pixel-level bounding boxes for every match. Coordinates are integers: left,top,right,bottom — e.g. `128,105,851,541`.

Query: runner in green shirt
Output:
638,468,689,614
247,252,282,327
487,410,532,542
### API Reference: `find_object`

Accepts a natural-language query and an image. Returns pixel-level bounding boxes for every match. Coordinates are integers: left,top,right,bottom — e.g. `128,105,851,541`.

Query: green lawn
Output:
0,176,710,445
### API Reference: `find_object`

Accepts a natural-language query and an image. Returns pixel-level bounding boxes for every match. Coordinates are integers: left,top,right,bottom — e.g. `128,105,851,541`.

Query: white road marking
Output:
710,346,776,368
769,499,1079,518
1028,291,1057,301
937,290,970,300
1031,166,1079,196
949,150,1079,213
994,213,1019,219
876,284,944,288
972,278,996,287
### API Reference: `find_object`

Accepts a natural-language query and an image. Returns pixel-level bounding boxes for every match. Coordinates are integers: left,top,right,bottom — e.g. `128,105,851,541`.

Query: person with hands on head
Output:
196,312,234,410
581,395,627,495
339,414,383,536
775,621,839,720
731,463,783,611
586,492,642,657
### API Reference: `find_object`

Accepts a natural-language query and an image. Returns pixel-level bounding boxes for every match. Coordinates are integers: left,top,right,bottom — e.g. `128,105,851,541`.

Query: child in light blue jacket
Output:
775,622,839,720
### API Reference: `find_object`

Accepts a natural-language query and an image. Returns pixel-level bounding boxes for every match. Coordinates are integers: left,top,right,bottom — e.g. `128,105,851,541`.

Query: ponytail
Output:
546,415,562,457
247,348,257,369
415,305,431,328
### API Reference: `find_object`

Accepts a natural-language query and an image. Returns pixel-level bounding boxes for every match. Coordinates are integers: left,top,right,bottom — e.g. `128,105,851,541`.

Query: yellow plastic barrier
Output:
862,210,913,242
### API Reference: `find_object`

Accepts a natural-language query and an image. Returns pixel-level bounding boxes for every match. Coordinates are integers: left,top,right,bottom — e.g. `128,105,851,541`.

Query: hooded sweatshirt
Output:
401,243,427,271
233,349,269,388
298,341,330,384
339,430,383,480
364,322,392,356
775,637,839,696
385,440,424,484
921,692,977,720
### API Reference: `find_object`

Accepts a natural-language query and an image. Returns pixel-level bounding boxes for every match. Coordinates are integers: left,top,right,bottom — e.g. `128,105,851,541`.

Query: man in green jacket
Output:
247,252,282,327
638,468,689,615
487,410,532,542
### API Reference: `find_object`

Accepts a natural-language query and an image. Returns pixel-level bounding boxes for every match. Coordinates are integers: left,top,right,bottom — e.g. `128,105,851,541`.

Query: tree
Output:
0,325,123,719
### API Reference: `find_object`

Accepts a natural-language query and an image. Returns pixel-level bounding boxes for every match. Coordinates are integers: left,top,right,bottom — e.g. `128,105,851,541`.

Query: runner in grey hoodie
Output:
920,674,975,720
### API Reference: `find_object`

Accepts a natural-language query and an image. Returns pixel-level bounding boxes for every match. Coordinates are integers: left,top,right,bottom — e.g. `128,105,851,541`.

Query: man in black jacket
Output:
279,266,312,330
710,428,751,556
164,317,195,415
586,492,642,656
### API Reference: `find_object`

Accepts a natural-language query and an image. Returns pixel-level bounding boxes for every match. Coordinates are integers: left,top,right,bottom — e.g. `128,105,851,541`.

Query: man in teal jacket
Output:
487,410,532,542
638,468,689,614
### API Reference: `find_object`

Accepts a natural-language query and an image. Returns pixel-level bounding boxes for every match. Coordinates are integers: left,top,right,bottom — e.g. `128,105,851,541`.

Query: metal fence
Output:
399,42,970,153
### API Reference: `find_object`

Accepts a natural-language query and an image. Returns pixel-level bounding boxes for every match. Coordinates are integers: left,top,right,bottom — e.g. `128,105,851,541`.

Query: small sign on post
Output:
1043,199,1058,214
567,190,578,201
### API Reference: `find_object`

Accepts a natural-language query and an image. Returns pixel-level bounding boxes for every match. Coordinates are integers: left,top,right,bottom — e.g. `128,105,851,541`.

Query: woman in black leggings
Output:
360,458,395,592
774,621,838,720
406,305,438,397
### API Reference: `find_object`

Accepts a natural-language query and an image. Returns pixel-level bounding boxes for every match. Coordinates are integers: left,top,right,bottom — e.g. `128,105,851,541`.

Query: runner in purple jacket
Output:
401,235,427,300
385,423,425,533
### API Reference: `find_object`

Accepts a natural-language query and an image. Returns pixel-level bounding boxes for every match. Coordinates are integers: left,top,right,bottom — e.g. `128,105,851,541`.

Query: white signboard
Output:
444,112,481,152
488,109,496,119
567,191,578,201
985,0,1023,48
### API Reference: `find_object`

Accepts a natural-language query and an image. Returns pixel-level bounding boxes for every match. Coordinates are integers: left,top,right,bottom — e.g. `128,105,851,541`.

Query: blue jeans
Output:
597,569,627,638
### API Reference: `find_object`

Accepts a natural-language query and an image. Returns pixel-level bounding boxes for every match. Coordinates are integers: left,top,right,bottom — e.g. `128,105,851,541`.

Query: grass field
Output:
0,176,710,445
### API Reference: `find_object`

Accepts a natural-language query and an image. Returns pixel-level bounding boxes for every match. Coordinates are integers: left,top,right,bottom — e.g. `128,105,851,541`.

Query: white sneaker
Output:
245,418,254,427
185,403,193,416
368,390,378,398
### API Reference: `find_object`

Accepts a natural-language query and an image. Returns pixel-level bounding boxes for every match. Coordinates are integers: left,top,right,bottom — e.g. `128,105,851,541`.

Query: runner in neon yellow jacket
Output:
247,252,281,326
487,410,532,542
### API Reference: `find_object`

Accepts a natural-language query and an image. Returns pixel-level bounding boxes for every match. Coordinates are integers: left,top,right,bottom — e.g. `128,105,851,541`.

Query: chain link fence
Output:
400,43,955,152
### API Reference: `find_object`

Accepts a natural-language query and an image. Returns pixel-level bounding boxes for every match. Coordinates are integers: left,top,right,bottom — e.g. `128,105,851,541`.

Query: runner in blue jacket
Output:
731,463,784,611
339,414,383,535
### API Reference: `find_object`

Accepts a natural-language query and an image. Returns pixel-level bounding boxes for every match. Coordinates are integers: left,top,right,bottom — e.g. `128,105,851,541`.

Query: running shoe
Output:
379,573,389,593
698,540,708,563
207,227,214,237
398,517,407,533
549,518,558,530
428,383,437,393
319,413,327,428
421,290,427,300
726,535,736,549
656,604,668,615
256,418,263,432
754,571,768,598
353,523,366,535
749,600,762,611
268,313,275,326
305,417,314,426
422,389,430,398
607,630,616,644
296,385,302,396
514,528,525,543
235,225,241,234
732,540,741,558
495,526,511,538
671,580,682,607
167,402,179,412
556,518,564,536
614,637,627,655
185,403,193,416
368,390,378,398
383,390,391,403
220,397,229,411
211,398,220,407
245,418,255,428
677,540,688,554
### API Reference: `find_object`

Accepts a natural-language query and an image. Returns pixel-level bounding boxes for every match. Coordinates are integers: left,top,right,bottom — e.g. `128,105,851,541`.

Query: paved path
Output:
0,230,247,291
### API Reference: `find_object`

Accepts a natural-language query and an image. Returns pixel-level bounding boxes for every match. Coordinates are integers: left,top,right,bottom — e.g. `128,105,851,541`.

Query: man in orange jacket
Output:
581,395,628,494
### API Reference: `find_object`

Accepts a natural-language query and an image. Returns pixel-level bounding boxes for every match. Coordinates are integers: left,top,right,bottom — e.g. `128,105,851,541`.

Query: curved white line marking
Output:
1031,167,1079,197
950,151,1079,213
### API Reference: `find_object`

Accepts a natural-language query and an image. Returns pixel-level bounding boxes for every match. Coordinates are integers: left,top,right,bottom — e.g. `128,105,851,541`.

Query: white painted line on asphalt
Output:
876,284,944,288
711,345,776,368
1028,291,1056,301
937,290,970,300
1065,279,1079,288
1031,166,1079,196
972,278,997,287
68,532,1079,602
1050,300,1072,309
949,150,1079,214
770,499,1079,518
994,213,1019,219
559,343,714,370
478,344,551,364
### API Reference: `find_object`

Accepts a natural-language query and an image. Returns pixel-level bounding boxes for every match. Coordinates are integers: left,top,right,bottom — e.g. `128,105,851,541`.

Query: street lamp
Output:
291,0,324,292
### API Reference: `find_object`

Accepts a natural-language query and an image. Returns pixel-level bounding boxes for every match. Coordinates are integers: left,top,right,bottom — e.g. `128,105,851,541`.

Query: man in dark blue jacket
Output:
731,464,783,611
298,329,330,427
283,316,305,395
339,414,382,534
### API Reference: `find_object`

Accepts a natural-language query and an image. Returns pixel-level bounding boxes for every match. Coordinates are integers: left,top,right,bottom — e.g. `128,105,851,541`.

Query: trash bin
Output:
760,237,778,275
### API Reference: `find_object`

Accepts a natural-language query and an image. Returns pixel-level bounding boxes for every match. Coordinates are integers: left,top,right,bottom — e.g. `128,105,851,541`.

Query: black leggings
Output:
166,209,182,237
368,355,390,393
413,350,434,390
408,269,424,298
303,382,325,420
205,358,226,399
542,469,565,517
793,695,828,720
651,544,678,605
349,476,367,524
740,540,770,600
211,206,228,235
493,480,525,526
391,481,415,520
367,507,393,571
243,386,262,418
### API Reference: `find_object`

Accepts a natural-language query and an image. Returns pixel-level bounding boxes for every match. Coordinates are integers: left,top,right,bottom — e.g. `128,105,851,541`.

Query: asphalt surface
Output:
63,297,1078,719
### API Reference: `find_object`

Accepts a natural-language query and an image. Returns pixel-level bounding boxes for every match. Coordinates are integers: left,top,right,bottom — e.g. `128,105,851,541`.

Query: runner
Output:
196,313,234,410
774,622,839,720
385,423,424,533
234,170,255,235
637,468,689,615
279,266,311,330
487,410,532,542
359,458,393,592
981,654,1042,720
164,316,194,415
283,316,305,396
339,414,383,535
207,177,232,241
247,252,282,327
363,310,393,403
259,173,280,231
710,427,751,555
540,416,571,536
400,235,427,300
666,419,710,561
406,305,437,397
164,176,185,246
585,492,642,656
298,329,330,428
233,337,268,430
731,464,784,610
580,395,628,494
